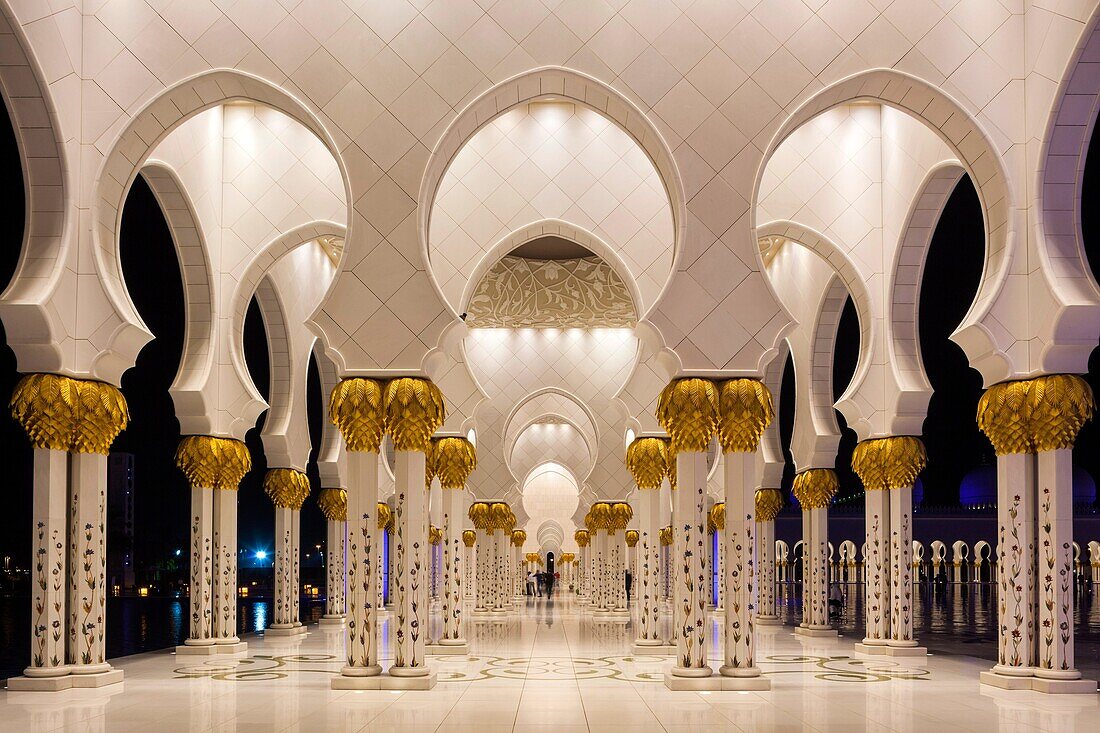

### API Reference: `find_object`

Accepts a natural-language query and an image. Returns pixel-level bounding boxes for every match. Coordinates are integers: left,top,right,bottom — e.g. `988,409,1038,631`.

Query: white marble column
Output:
68,452,111,676
390,449,432,682
614,530,627,612
574,533,589,602
264,469,309,636
171,433,247,651
9,375,130,690
976,375,1097,693
491,527,508,613
320,490,347,625
720,450,767,688
1035,448,1082,684
463,532,476,601
861,487,889,647
800,509,810,628
632,480,666,650
591,521,609,614
754,490,780,625
669,448,711,683
272,506,294,630
333,449,383,686
184,485,214,647
290,508,302,630
888,484,918,650
438,486,468,649
793,469,838,636
25,448,68,680
474,527,491,613
212,489,241,646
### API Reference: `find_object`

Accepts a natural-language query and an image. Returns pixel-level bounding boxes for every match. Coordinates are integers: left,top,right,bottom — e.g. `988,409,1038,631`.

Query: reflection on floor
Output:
2,594,1097,732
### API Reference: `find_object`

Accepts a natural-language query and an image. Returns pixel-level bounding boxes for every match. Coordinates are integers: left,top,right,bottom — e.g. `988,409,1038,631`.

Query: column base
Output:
632,641,676,656
754,615,783,626
980,671,1098,694
176,642,248,655
8,669,124,691
794,626,837,638
265,625,308,637
664,668,768,691
318,617,346,627
716,669,771,690
1031,677,1098,694
854,643,926,657
594,612,629,622
426,642,470,655
382,671,437,690
335,673,442,692
332,665,383,690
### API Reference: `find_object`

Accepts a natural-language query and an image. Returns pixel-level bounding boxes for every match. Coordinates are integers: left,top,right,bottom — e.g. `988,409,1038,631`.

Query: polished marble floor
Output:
2,595,1097,732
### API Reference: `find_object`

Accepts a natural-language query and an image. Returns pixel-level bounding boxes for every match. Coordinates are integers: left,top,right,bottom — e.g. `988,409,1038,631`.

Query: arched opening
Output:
1075,111,1100,509
237,296,272,634
0,83,33,676
831,297,861,503
112,174,189,653
918,177,987,506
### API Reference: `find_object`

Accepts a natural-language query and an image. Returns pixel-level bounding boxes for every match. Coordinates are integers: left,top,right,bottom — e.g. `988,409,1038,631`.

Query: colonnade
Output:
8,371,1095,698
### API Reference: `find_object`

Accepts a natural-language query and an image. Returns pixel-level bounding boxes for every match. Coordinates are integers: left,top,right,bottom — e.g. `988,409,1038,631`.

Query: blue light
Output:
255,550,267,560
174,549,181,557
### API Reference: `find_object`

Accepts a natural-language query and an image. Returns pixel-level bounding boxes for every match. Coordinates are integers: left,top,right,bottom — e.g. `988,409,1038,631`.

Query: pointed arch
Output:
0,4,71,371
1035,7,1100,372
419,66,687,319
139,162,217,397
754,68,1013,382
91,69,352,379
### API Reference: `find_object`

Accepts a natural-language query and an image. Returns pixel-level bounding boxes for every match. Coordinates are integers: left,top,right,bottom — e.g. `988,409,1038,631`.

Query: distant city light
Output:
174,549,181,557
255,550,267,560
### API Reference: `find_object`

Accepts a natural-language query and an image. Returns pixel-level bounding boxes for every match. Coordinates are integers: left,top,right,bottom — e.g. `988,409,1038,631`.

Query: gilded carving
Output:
977,374,1094,454
329,378,385,452
175,436,252,490
659,526,673,546
716,378,774,453
264,468,311,510
852,436,927,491
656,378,720,453
466,255,636,329
10,373,129,454
433,436,477,488
754,488,783,522
376,502,393,531
383,378,445,452
792,469,838,510
626,437,668,489
317,488,347,522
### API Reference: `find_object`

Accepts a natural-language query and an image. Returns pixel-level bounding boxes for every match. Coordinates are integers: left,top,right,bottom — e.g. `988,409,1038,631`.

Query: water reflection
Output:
248,600,268,633
0,596,326,680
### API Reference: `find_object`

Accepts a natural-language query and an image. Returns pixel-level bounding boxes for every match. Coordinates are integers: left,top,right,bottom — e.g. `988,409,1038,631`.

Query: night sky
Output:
0,96,1097,577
